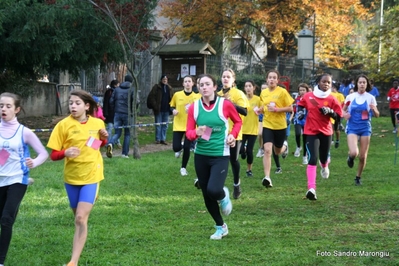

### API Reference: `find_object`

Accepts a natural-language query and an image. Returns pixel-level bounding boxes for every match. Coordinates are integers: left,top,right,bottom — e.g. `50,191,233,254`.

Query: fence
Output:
205,54,347,91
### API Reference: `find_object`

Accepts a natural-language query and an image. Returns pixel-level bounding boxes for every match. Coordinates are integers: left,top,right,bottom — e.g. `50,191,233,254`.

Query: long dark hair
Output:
70,90,98,116
353,74,372,92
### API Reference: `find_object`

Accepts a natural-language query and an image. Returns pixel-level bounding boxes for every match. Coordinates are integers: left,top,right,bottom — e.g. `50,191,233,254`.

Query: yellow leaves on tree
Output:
160,0,370,68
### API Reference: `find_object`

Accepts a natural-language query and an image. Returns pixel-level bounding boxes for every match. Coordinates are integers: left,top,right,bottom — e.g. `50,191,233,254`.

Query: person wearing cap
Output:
147,75,174,145
106,75,134,158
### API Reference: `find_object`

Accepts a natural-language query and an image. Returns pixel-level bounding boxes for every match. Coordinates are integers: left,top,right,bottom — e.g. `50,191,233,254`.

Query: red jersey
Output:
298,92,343,136
387,87,399,109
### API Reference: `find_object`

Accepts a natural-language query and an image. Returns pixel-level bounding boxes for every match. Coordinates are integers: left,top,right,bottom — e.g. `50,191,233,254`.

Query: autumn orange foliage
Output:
160,0,370,68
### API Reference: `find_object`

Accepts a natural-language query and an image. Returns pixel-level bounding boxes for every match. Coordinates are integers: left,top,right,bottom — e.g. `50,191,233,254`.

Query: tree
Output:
160,0,370,68
87,0,175,159
364,4,399,82
0,0,122,79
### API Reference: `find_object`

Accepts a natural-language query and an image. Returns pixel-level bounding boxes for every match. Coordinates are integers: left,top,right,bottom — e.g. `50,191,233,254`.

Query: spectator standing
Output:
147,75,173,145
103,80,120,146
106,75,134,158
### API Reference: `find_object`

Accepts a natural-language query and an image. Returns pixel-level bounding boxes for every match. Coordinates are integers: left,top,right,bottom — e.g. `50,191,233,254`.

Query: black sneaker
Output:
335,141,339,148
194,178,201,189
233,185,242,199
275,167,282,174
262,177,273,188
354,178,362,186
246,170,253,177
347,156,354,168
306,188,317,200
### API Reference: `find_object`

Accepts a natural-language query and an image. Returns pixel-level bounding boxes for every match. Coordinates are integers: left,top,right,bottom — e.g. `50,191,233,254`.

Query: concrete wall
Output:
19,82,72,118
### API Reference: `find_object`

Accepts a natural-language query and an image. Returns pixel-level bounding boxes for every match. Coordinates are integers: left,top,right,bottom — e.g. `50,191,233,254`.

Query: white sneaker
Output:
282,141,288,159
175,150,182,158
306,188,317,200
210,223,228,240
321,166,330,179
262,176,273,188
219,187,232,215
106,144,113,158
256,148,262,158
121,154,129,158
180,168,188,176
294,147,301,157
302,156,308,165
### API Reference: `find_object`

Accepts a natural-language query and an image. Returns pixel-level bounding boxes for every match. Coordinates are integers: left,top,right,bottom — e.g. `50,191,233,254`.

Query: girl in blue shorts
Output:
343,74,379,185
47,90,108,266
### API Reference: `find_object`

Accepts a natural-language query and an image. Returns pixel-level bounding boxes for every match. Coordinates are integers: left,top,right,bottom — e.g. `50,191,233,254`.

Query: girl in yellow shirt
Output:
259,70,294,188
170,75,201,176
240,80,260,177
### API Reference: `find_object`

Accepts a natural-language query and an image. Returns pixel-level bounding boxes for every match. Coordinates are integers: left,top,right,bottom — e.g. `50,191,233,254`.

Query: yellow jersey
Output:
242,95,260,135
217,87,249,140
170,90,201,131
47,115,105,185
260,86,294,130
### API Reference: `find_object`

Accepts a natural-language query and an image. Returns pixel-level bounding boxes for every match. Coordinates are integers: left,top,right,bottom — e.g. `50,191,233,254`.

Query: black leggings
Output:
240,134,257,165
230,141,242,185
333,116,341,131
173,131,192,168
295,124,307,157
306,134,332,166
0,183,27,264
390,109,399,128
195,154,229,226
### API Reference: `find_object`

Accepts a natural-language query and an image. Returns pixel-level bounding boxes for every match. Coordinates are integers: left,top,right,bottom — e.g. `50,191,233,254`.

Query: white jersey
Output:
0,125,30,186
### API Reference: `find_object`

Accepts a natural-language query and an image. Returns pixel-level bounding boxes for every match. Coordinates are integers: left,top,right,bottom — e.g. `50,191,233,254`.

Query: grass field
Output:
5,116,399,265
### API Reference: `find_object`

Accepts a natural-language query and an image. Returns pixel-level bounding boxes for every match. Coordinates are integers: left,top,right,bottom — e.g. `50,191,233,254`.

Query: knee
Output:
1,215,15,228
359,154,367,162
206,187,223,200
74,213,88,227
349,151,358,158
173,144,181,152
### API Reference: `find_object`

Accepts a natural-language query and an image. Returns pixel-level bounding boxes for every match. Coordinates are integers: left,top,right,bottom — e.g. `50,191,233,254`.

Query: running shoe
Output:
210,223,228,240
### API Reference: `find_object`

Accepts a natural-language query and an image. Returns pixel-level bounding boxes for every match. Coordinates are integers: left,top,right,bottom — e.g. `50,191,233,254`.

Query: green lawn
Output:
6,116,399,265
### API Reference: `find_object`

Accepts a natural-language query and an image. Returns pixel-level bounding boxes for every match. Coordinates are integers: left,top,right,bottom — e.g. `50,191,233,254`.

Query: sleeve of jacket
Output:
130,88,135,112
110,89,116,110
148,85,159,111
103,90,110,116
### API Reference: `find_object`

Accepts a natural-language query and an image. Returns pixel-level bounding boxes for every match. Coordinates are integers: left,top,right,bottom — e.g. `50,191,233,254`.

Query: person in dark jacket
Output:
106,75,134,158
103,79,119,144
147,74,173,144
